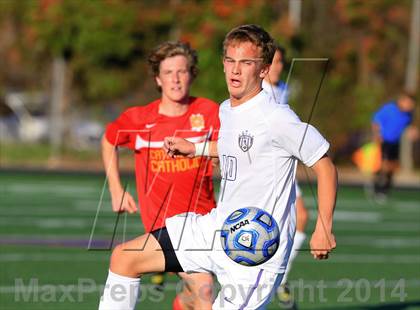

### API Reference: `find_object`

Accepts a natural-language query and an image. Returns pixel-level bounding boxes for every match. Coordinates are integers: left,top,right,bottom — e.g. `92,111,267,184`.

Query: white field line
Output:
74,200,113,211
0,201,121,215
297,254,420,264
1,234,418,249
1,218,417,233
0,253,419,264
0,216,418,234
0,253,109,262
336,237,420,248
0,218,141,232
0,210,380,221
2,185,418,211
304,198,420,210
0,208,113,216
1,207,408,222
334,222,420,232
0,231,417,244
0,234,114,239
392,202,420,212
0,218,94,229
0,210,104,217
310,210,383,222
2,184,100,196
3,198,418,212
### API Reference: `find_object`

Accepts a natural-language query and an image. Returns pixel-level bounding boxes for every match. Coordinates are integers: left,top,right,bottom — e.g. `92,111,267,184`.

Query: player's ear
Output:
259,64,270,79
155,76,162,87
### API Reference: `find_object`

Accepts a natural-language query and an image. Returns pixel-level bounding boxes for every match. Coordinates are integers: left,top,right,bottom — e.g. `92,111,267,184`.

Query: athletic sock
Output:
98,270,140,310
281,231,306,284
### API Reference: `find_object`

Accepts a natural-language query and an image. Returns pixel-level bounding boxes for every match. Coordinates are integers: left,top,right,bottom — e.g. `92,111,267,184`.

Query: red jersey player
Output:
101,41,219,310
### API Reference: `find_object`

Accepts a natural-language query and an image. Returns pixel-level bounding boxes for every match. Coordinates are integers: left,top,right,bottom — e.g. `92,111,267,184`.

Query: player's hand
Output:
110,188,137,214
163,136,196,158
310,229,336,260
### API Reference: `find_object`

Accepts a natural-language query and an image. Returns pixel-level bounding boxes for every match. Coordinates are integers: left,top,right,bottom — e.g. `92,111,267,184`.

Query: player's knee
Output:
300,207,309,223
197,283,213,303
110,243,140,276
296,207,309,230
110,244,126,269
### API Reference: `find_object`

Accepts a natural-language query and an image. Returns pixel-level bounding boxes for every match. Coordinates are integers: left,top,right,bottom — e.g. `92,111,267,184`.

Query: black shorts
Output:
150,227,184,272
381,142,400,161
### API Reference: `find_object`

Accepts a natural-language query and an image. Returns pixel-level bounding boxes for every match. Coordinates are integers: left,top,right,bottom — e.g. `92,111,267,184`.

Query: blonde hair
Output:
223,24,276,65
148,41,198,79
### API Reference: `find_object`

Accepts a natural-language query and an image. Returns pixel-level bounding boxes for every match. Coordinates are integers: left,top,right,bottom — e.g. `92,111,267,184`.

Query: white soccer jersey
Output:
166,89,329,277
262,79,288,105
215,89,329,273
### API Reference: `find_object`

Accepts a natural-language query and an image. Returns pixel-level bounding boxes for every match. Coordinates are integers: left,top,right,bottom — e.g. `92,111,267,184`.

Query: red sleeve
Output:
105,110,134,148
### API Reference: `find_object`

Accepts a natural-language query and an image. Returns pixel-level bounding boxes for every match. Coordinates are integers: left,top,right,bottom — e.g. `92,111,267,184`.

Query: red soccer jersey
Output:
105,97,220,232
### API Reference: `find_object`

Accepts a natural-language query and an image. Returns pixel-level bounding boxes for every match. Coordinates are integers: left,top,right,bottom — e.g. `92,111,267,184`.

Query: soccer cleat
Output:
150,272,165,291
277,282,297,309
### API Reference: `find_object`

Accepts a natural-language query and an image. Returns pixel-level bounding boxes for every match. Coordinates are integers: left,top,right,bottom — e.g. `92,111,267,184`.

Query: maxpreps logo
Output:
238,131,253,152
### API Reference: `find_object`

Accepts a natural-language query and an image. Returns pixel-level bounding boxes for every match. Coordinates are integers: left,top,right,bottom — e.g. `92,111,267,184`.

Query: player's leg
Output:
374,142,399,200
175,272,213,310
109,233,165,277
383,158,399,192
99,230,178,310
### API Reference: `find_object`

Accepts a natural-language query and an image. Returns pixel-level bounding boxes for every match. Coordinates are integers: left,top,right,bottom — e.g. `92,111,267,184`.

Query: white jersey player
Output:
99,24,337,310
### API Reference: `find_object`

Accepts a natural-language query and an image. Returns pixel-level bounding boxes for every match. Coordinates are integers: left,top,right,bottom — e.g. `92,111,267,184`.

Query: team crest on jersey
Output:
190,114,205,131
238,131,254,152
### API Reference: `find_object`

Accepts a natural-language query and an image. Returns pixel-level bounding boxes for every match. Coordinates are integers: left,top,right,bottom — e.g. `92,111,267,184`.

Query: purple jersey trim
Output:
239,269,264,310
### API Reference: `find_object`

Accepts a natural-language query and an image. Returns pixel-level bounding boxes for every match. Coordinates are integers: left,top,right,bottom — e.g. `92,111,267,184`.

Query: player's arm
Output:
101,135,137,213
309,154,337,260
163,137,218,158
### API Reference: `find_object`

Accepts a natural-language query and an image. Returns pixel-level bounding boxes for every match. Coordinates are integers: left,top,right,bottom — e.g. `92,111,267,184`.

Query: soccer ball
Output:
220,207,280,266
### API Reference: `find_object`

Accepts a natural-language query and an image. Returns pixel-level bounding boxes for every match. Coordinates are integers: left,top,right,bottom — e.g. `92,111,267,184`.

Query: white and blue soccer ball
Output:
220,207,280,266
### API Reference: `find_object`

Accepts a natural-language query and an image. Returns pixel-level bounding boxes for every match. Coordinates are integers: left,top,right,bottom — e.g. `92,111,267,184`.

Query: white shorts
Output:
166,209,284,309
212,268,283,309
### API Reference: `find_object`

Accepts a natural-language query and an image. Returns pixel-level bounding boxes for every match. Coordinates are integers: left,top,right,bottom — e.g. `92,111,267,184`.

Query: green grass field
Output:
0,171,419,309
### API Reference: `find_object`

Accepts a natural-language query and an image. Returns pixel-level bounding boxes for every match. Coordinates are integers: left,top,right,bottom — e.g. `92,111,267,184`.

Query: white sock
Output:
282,231,306,284
98,270,140,310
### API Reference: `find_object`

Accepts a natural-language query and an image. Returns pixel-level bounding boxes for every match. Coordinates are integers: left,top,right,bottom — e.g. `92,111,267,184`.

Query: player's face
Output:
223,41,270,106
398,96,415,112
266,50,283,85
156,55,191,104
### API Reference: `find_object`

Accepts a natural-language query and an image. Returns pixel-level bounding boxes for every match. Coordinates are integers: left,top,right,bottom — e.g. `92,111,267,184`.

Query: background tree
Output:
0,0,418,166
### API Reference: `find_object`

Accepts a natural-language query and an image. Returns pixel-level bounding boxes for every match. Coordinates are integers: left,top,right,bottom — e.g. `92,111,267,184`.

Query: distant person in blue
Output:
372,92,416,198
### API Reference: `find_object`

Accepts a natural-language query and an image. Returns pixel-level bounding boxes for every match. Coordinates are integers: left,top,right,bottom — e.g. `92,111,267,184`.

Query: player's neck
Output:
159,97,190,117
263,78,276,86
